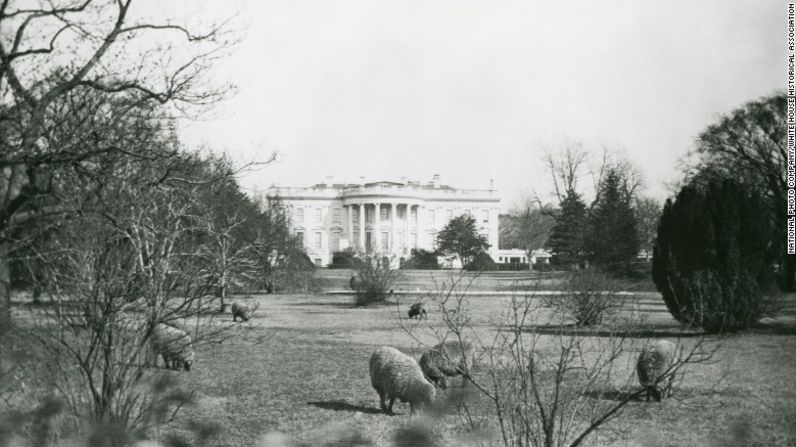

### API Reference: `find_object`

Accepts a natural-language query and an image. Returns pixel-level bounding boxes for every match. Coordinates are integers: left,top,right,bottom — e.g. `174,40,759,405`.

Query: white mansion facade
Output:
260,176,500,266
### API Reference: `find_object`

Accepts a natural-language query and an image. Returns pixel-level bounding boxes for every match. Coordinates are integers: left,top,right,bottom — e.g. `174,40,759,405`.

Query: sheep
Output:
231,302,254,322
369,346,436,415
419,341,475,390
349,274,360,291
407,302,427,320
636,340,677,402
151,323,195,371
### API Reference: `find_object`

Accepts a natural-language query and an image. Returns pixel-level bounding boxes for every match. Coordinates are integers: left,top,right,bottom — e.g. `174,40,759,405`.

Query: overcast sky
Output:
175,0,784,210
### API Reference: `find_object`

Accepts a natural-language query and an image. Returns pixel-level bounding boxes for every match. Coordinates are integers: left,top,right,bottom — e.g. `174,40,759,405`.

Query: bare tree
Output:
541,141,589,204
0,0,238,334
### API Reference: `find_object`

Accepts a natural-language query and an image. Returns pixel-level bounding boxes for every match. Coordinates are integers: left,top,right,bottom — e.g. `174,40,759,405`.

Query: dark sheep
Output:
419,341,475,390
636,340,676,402
408,302,427,320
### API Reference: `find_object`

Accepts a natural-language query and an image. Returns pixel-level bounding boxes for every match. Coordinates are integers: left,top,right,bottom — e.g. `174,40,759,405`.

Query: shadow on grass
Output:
749,322,796,336
523,324,704,339
308,400,383,415
582,389,644,402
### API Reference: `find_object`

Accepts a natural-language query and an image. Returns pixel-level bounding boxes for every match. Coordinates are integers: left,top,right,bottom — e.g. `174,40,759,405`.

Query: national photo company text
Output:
787,4,796,253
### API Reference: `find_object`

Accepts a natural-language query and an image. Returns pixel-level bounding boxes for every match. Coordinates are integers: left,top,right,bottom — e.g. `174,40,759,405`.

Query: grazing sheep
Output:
636,340,676,402
419,341,475,390
231,302,254,322
151,324,195,371
408,302,427,320
369,346,436,415
349,274,359,290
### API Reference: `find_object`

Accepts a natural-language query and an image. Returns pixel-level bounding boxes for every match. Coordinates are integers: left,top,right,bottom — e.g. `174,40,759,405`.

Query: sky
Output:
171,0,784,210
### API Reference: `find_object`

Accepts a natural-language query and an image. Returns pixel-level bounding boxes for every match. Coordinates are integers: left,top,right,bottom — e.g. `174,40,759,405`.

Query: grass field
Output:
163,288,796,447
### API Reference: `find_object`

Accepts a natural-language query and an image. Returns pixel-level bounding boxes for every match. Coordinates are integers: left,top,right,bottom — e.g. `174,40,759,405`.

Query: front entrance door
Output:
365,232,373,253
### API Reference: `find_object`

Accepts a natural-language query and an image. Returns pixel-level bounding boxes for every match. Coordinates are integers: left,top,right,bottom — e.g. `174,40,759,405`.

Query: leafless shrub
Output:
351,254,401,306
547,268,621,326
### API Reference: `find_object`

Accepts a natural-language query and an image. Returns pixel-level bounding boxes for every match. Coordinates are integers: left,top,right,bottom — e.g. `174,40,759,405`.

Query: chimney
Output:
489,179,494,191
400,176,407,184
432,174,440,188
359,176,365,185
324,175,333,187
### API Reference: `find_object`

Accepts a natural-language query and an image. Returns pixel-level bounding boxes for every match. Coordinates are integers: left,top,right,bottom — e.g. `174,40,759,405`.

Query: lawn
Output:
166,289,796,447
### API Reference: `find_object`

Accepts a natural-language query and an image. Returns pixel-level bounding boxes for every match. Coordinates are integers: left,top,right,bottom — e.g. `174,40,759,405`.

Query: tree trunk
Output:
0,242,12,337
782,255,796,292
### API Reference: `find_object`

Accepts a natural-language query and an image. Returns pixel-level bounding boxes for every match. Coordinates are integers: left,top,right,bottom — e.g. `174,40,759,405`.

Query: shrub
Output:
532,262,555,272
401,249,440,270
351,255,400,306
464,252,497,271
329,250,357,269
652,178,774,333
551,268,619,326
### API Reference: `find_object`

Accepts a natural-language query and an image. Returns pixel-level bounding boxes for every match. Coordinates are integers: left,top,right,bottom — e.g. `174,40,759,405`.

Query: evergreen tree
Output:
547,189,588,268
436,215,491,268
652,178,774,333
587,169,640,273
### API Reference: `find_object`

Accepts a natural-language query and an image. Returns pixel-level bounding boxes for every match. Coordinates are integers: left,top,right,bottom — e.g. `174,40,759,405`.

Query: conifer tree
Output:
652,177,774,333
587,169,640,273
548,189,588,268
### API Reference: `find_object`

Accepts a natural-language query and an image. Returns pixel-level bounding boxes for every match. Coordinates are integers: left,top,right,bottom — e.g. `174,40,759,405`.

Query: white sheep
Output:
636,340,677,402
369,346,436,415
419,341,475,390
151,324,195,371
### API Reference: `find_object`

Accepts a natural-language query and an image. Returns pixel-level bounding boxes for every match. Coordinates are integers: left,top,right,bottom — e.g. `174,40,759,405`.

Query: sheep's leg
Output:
377,390,388,412
387,397,396,414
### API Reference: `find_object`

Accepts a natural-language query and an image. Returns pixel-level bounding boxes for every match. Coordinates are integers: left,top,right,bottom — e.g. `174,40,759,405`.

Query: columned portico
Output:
266,177,500,267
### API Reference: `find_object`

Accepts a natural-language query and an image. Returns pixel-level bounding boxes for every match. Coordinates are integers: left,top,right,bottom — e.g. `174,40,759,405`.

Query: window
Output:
315,208,322,223
333,209,341,224
399,207,405,219
380,207,389,220
314,232,322,249
427,209,435,225
410,232,417,248
296,208,304,222
314,258,322,266
397,231,404,248
499,257,503,262
446,209,453,221
331,230,341,251
381,232,389,250
366,207,373,223
482,210,489,222
296,231,304,247
465,209,471,216
411,208,417,223
354,208,360,222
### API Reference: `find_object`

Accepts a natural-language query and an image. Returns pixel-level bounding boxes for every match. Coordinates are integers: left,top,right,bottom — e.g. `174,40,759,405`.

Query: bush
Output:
464,252,497,271
351,255,400,306
550,268,619,326
328,250,357,269
652,178,774,333
532,262,556,272
401,249,440,270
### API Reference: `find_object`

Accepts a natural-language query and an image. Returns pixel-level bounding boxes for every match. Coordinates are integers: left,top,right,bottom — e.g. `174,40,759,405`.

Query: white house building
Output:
259,175,501,267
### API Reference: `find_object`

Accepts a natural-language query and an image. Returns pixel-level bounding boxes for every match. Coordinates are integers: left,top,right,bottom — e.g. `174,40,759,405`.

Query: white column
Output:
347,205,353,246
358,203,365,251
416,203,424,250
390,203,397,255
403,204,409,254
374,202,381,253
